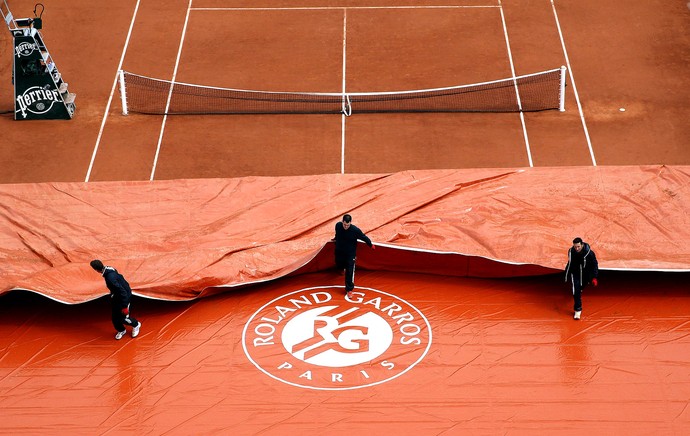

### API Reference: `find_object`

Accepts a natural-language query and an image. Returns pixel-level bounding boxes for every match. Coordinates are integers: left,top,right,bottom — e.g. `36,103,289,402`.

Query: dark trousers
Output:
336,256,356,293
570,274,583,312
111,304,139,332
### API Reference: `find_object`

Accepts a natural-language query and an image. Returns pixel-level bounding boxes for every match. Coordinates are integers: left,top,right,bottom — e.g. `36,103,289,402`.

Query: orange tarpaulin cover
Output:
1,165,688,303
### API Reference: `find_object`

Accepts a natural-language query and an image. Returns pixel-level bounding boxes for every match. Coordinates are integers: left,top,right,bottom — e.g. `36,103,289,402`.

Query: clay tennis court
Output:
1,0,689,433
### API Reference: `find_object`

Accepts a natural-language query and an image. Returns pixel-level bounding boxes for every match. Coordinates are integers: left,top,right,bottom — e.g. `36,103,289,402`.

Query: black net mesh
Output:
121,68,564,115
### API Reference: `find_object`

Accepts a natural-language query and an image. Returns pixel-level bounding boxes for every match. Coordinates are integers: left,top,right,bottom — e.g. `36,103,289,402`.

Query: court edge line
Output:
498,0,532,167
84,0,141,183
551,0,596,166
151,0,194,181
341,9,347,174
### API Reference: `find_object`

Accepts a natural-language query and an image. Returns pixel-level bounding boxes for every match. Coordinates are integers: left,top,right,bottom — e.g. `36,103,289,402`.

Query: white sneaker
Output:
574,311,581,320
132,322,141,338
115,330,126,340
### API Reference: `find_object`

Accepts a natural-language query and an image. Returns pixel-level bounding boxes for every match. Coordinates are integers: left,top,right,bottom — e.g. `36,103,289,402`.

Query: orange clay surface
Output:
2,271,690,434
0,0,689,434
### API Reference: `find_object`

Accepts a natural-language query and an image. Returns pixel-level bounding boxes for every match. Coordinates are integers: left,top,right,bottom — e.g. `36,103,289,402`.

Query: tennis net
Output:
118,67,567,116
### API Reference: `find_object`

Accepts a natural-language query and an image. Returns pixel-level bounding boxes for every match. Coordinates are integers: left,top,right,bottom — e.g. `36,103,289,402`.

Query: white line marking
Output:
150,0,194,181
341,9,347,174
550,0,596,166
84,0,142,182
498,0,532,167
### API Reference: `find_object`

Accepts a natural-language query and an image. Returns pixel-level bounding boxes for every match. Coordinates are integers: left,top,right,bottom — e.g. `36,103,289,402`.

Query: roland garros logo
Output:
242,286,432,390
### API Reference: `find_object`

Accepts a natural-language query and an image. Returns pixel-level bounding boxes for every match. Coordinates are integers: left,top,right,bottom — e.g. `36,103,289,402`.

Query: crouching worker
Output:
90,259,142,340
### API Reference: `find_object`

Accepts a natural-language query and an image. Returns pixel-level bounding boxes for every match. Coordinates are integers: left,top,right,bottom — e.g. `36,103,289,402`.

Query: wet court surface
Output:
2,270,689,434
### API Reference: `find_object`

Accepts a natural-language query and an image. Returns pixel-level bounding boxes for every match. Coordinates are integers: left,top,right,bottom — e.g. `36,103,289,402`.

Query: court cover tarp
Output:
1,165,688,303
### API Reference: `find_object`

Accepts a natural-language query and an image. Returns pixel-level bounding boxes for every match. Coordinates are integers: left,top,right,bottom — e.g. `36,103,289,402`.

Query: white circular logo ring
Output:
242,286,432,390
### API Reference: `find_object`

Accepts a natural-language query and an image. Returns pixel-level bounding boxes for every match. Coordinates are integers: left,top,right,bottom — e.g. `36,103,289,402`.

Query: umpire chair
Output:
1,1,75,120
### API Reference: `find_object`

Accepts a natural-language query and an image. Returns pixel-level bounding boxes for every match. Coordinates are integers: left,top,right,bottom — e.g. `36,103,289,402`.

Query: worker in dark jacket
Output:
332,214,375,297
564,237,599,320
90,259,142,340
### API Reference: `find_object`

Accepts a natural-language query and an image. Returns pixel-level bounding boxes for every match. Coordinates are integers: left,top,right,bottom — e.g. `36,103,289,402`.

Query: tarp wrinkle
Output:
1,166,689,303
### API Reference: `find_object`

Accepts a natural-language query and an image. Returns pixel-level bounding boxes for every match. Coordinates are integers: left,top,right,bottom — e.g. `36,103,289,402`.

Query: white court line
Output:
550,0,596,166
84,0,142,182
341,9,347,174
498,0,533,167
150,0,194,181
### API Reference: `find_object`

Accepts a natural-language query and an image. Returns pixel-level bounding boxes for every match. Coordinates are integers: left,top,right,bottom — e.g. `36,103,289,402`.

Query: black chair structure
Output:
1,1,75,120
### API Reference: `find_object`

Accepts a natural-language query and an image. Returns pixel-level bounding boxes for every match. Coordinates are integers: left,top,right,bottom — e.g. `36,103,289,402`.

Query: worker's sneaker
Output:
115,330,126,340
132,322,141,338
574,311,582,320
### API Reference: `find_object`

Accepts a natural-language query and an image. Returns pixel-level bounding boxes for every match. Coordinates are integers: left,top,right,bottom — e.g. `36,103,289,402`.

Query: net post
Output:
118,70,129,115
558,65,567,112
